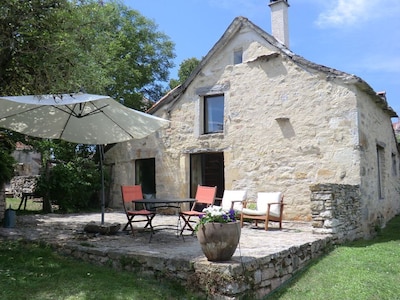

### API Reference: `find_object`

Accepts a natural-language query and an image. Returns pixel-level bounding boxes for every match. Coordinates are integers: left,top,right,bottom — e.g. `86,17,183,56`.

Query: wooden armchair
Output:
240,192,284,230
220,190,247,212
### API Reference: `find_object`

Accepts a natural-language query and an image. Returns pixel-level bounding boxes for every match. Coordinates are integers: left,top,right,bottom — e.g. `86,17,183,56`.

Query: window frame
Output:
203,94,224,134
377,145,385,200
233,48,243,65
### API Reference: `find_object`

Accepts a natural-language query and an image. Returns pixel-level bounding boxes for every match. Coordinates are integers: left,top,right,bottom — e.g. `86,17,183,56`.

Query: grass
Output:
6,197,45,214
0,240,202,300
267,215,400,300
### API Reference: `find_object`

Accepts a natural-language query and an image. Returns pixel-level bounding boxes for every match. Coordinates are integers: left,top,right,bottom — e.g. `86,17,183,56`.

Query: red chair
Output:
179,185,217,235
121,185,156,235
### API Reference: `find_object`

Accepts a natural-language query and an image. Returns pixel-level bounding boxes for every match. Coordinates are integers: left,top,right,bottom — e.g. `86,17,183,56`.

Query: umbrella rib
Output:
0,106,45,119
91,101,136,139
53,103,109,118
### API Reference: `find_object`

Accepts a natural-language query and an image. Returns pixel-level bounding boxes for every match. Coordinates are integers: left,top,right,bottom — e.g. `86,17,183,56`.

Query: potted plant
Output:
195,206,241,262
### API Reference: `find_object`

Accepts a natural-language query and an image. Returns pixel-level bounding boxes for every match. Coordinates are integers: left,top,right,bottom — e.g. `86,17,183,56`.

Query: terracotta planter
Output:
196,221,241,261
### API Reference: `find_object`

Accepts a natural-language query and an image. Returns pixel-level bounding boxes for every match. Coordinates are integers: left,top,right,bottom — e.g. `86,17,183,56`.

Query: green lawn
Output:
0,240,202,300
267,215,400,300
6,197,44,213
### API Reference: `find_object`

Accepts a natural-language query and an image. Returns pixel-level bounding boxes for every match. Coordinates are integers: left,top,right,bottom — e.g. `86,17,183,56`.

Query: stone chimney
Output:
269,0,290,47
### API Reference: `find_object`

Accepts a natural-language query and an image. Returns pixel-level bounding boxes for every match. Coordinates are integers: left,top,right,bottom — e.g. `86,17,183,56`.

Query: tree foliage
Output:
169,57,200,89
0,0,175,108
0,134,15,187
36,156,102,212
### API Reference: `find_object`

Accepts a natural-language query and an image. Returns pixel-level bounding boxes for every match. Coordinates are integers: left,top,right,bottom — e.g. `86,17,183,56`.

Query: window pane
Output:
234,49,243,64
204,95,224,133
377,145,385,199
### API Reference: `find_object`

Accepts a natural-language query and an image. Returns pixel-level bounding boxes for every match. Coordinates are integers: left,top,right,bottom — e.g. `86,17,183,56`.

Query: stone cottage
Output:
105,0,400,239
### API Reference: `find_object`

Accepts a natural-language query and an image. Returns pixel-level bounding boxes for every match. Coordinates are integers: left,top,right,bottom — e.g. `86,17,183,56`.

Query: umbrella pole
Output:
100,144,105,225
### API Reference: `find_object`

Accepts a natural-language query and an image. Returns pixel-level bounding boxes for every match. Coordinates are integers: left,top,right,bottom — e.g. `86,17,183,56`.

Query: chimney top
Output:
269,0,289,3
269,0,290,47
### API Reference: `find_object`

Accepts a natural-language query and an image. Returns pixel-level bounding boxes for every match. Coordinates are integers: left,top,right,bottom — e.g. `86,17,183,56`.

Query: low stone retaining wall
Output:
49,234,334,299
310,183,363,242
192,235,334,299
53,243,196,285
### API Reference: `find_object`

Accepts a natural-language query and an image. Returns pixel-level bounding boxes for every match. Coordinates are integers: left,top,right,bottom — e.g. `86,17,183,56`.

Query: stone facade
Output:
105,17,400,238
12,149,41,176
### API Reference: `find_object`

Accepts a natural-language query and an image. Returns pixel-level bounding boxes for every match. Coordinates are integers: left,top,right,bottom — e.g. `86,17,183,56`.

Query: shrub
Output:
37,157,103,212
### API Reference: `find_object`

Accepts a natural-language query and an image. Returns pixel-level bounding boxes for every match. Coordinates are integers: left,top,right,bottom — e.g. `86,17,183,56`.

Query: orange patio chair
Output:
179,185,217,235
121,185,156,235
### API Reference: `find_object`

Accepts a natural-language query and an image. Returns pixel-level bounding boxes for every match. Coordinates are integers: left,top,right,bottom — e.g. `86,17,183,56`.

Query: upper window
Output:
204,95,224,134
234,49,243,65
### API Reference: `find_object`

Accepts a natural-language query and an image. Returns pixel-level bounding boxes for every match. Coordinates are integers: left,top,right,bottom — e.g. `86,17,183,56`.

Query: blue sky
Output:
125,0,400,117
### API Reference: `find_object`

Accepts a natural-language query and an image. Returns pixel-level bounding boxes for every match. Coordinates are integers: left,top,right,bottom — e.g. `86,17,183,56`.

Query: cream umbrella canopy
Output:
0,93,169,223
0,93,168,144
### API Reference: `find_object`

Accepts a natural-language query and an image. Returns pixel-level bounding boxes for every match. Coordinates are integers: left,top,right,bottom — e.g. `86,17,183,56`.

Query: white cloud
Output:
315,0,400,28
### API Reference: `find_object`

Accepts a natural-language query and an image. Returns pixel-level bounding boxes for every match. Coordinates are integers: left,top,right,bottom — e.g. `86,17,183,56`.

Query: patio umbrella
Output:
0,93,169,223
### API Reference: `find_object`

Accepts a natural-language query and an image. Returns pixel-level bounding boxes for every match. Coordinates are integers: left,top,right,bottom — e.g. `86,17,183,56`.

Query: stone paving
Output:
0,211,326,262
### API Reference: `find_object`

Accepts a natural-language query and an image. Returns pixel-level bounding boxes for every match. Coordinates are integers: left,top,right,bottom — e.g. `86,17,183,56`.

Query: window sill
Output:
199,132,224,139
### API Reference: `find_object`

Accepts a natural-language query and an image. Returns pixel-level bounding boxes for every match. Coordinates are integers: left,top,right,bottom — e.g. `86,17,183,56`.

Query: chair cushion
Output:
256,192,282,217
127,209,154,216
242,208,267,216
180,210,204,217
221,190,247,211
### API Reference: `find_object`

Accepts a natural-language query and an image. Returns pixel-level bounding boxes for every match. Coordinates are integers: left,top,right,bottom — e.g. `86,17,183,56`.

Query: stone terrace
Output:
0,212,335,299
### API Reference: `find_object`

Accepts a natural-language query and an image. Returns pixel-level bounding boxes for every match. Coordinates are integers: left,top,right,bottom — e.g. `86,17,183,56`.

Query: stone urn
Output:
196,221,241,262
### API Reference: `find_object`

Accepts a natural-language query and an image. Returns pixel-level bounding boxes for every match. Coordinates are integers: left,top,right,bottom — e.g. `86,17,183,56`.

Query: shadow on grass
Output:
346,214,400,247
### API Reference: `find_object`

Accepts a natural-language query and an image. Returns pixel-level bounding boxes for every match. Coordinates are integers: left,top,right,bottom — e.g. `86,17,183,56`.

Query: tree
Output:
169,57,200,89
0,0,176,211
0,134,15,187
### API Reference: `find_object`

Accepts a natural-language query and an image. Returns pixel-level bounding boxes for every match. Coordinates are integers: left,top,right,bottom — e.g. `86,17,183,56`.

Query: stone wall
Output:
106,38,362,221
310,183,363,242
192,236,334,299
9,175,40,199
50,234,334,299
357,89,400,237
